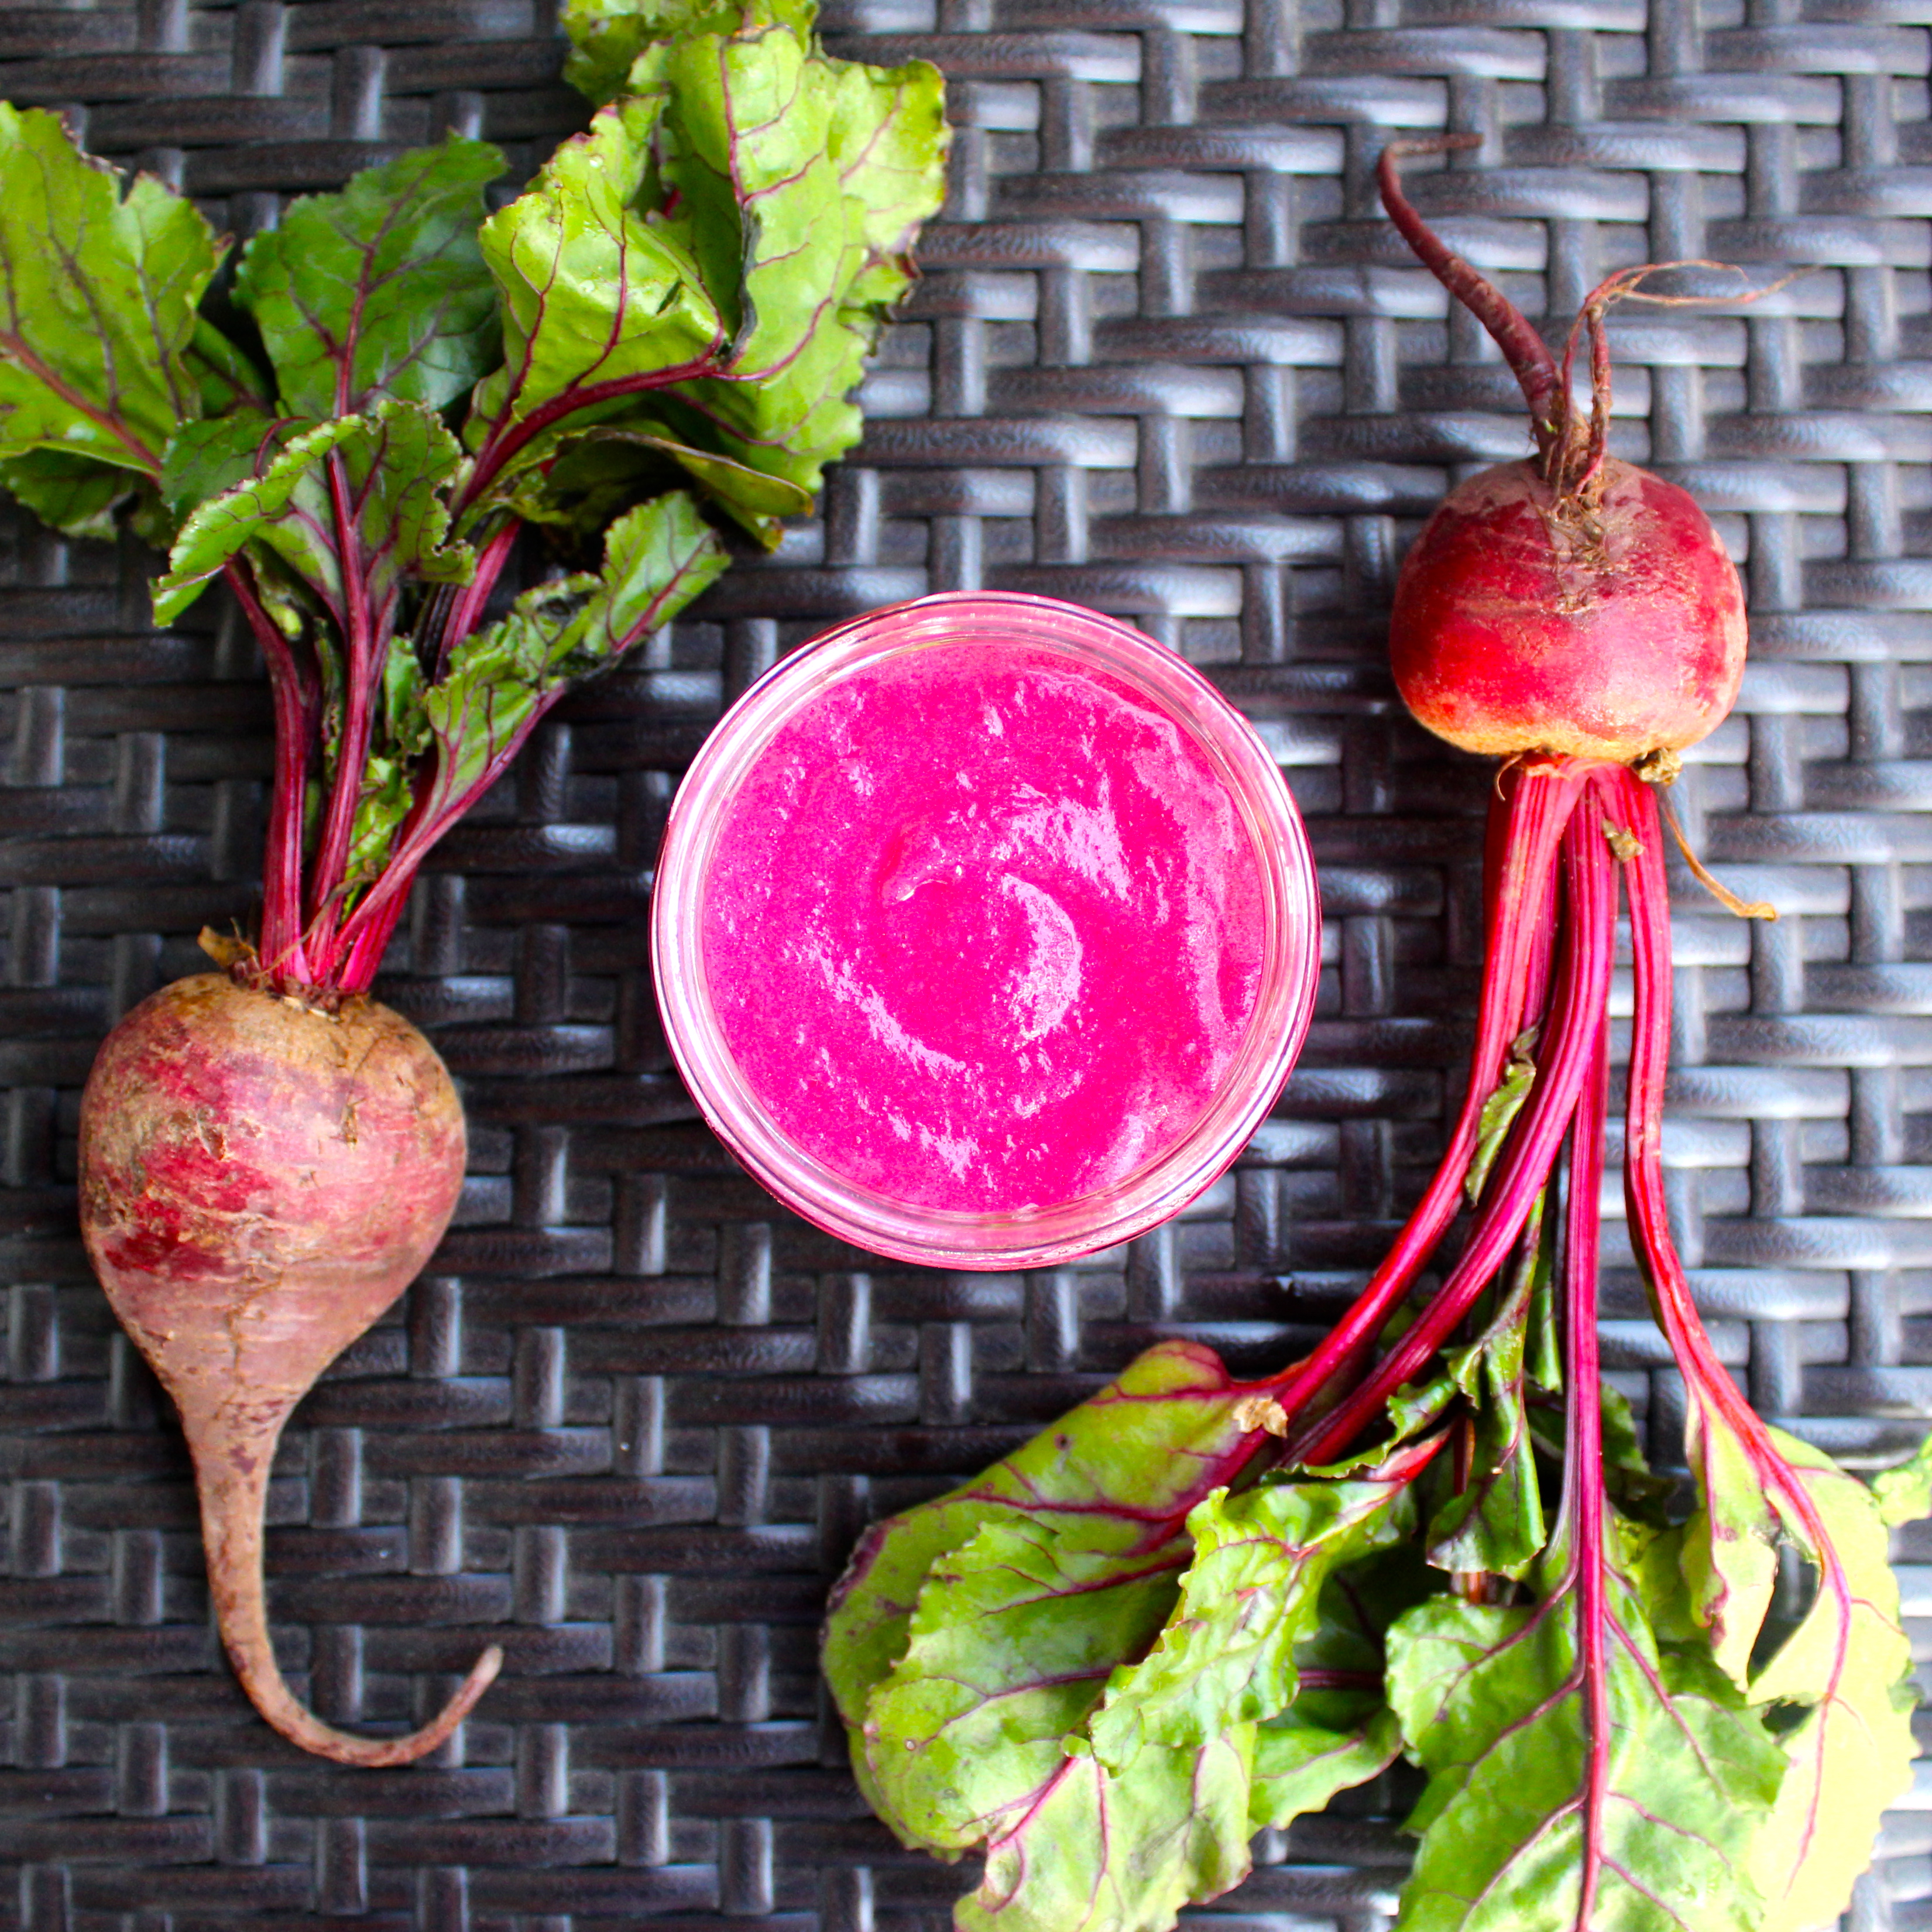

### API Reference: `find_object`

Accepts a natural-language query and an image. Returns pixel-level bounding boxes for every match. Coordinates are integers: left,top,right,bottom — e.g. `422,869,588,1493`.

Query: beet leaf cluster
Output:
0,0,946,998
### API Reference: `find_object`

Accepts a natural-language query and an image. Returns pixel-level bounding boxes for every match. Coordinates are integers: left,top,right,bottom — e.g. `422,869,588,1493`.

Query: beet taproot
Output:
78,973,499,1766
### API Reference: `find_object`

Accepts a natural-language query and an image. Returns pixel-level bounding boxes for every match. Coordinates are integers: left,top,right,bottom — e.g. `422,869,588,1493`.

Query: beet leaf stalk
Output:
1,0,945,1763
821,142,1928,1932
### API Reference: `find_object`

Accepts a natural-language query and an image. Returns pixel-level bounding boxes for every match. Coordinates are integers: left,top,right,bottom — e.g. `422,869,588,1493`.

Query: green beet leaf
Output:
1250,1704,1402,1831
1385,1553,1787,1932
1677,1391,1783,1688
1738,1429,1918,1932
509,427,813,539
1250,1538,1427,1830
560,0,804,107
1085,1471,1417,1776
235,139,505,420
186,315,274,420
550,485,730,677
1464,1027,1537,1207
1617,1518,1707,1646
339,637,432,891
1422,1203,1549,1580
153,402,472,626
0,450,135,541
628,5,945,513
863,1518,1187,1852
1871,1427,1932,1527
158,410,289,526
1595,1382,1675,1526
0,105,224,482
466,0,945,544
1666,1368,1920,1931
153,416,363,626
465,98,727,491
1526,1381,1673,1533
962,1728,1256,1932
845,1373,1436,1932
822,1341,1278,1748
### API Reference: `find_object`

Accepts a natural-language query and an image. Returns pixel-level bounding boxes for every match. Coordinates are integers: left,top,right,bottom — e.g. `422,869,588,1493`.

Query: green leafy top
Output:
0,0,946,998
465,0,945,542
234,140,505,420
0,103,226,525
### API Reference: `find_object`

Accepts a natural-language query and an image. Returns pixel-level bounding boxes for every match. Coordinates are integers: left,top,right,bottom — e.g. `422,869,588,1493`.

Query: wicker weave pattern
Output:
0,0,1926,1926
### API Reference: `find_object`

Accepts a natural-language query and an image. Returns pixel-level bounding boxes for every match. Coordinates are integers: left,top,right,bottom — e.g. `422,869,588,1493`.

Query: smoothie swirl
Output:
699,641,1268,1214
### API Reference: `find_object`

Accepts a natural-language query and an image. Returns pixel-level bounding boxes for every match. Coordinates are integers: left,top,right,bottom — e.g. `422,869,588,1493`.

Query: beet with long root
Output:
80,976,490,1763
821,138,1928,1932
0,0,945,1762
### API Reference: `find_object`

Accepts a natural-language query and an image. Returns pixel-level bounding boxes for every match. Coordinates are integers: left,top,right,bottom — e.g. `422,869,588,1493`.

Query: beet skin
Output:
1391,457,1748,763
78,973,499,1765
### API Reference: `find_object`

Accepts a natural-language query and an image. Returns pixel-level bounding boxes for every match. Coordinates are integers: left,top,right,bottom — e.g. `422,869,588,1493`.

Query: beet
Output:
78,973,499,1766
819,138,1915,1932
1391,455,1747,761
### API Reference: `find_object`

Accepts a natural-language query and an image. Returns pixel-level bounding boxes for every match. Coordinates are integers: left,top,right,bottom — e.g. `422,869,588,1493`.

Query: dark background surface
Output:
0,0,1928,1926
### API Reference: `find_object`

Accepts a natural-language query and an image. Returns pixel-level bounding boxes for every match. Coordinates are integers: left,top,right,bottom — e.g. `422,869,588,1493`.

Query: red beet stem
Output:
305,451,382,950
1562,1028,1611,1931
1285,771,1615,1467
1617,764,1872,1904
223,560,318,987
1263,764,1588,1425
1618,768,1847,1568
1377,140,1565,466
1619,772,1789,1439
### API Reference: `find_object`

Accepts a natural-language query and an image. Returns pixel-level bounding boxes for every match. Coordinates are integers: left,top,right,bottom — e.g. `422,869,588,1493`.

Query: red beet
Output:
1391,455,1746,761
1373,133,1751,768
78,972,500,1766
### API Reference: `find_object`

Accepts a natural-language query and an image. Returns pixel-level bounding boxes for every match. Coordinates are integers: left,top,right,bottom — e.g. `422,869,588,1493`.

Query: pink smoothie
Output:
698,640,1268,1215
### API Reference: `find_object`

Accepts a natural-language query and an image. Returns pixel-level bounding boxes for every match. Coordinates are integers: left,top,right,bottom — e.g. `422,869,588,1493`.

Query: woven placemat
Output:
0,0,1927,1926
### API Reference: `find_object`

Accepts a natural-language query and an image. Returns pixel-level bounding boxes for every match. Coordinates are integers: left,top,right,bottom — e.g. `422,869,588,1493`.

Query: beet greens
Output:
822,155,1927,1932
2,0,945,999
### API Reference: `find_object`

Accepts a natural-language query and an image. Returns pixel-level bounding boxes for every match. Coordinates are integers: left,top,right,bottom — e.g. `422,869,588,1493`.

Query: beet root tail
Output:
194,1420,503,1765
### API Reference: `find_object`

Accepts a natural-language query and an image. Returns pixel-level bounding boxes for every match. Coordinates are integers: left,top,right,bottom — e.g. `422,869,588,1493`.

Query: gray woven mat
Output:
0,0,1927,1926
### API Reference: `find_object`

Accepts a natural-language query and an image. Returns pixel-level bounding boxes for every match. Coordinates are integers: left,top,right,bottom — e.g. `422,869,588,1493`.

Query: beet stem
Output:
304,450,382,959
1262,766,1589,1423
326,676,575,990
195,1436,503,1766
1562,1025,1611,1930
223,559,317,986
1377,140,1565,465
1284,775,1614,1466
1619,767,1866,1906
314,515,524,996
440,514,522,681
1618,770,1839,1560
